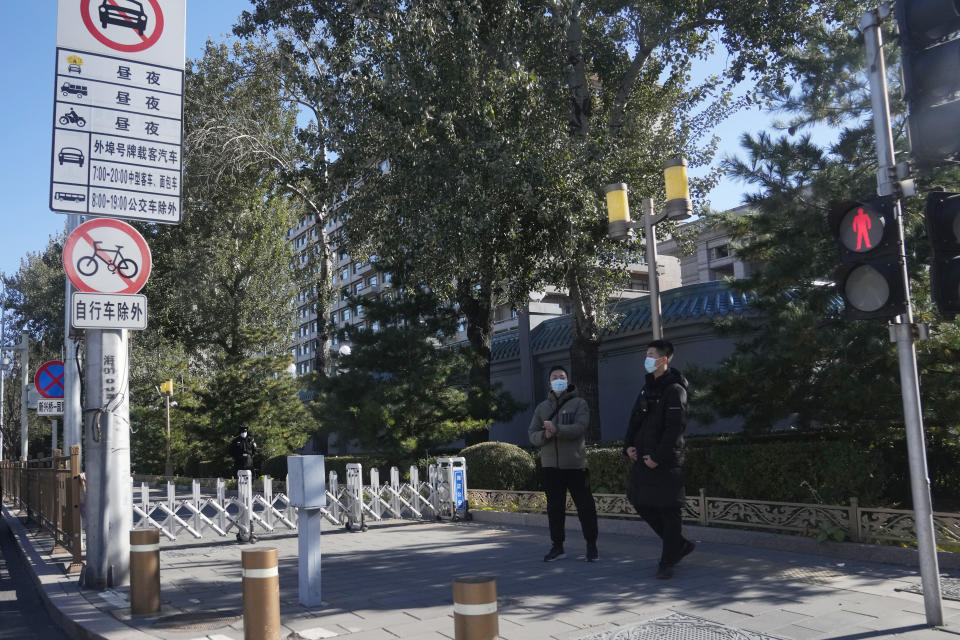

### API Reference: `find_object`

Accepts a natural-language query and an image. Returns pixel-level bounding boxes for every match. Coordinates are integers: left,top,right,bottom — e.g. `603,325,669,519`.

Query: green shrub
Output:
585,448,631,494
460,442,536,490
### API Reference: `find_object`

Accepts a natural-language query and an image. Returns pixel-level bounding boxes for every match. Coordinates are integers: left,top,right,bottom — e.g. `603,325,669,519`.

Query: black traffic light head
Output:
924,190,960,317
829,196,908,320
894,0,960,171
828,197,899,261
924,190,960,252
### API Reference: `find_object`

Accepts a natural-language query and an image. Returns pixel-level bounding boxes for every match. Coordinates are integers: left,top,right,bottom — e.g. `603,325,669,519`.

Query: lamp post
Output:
0,279,8,462
605,156,692,339
160,379,174,477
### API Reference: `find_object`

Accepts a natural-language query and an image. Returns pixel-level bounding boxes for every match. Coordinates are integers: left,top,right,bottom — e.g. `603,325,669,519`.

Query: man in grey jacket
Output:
529,365,599,562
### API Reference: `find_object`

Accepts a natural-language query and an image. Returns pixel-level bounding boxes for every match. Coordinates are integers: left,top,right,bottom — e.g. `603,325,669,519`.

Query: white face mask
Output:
240,431,248,439
644,357,659,374
550,379,568,394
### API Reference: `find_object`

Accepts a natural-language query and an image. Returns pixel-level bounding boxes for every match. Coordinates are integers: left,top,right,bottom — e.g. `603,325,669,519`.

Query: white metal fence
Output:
131,461,468,541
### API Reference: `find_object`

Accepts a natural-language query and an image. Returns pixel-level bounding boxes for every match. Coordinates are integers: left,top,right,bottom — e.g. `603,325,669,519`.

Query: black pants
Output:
542,467,598,547
635,504,687,565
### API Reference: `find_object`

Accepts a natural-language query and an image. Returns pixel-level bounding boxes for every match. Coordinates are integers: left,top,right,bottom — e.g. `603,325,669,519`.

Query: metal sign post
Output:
860,8,942,626
64,214,82,465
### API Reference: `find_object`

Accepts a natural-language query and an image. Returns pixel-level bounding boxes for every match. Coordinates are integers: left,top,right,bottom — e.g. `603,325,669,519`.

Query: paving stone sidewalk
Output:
6,500,960,640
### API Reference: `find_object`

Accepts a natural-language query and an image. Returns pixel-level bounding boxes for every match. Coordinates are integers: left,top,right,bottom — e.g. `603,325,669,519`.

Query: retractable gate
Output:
130,462,466,541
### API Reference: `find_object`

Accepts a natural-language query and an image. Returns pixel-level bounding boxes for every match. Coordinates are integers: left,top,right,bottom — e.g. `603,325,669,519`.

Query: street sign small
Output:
38,399,66,416
71,292,147,330
35,361,66,399
63,218,152,294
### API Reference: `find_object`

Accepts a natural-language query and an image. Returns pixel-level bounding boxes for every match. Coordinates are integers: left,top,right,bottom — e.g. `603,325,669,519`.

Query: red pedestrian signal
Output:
829,197,907,320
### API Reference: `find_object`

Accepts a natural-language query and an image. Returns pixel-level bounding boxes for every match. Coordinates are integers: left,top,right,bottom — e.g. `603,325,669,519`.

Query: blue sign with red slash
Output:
35,360,66,399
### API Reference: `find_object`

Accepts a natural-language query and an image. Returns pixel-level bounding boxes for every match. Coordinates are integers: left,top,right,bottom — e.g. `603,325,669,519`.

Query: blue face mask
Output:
644,357,659,374
550,379,568,394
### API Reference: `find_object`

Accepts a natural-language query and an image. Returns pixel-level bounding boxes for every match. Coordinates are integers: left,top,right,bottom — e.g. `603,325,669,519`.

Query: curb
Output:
471,509,960,570
1,503,156,640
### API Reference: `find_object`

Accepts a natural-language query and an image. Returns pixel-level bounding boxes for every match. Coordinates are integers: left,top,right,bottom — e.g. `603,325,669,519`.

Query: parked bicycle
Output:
76,241,138,278
59,108,86,127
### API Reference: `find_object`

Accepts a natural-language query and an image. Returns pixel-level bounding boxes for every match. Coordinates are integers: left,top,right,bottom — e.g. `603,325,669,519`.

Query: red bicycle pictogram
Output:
80,0,166,53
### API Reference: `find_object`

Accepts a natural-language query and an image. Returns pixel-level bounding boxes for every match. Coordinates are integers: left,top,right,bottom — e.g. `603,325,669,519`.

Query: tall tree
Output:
313,271,516,462
691,18,960,440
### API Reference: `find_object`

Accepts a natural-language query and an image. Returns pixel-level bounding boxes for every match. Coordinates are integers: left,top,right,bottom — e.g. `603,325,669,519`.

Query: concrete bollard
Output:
452,575,498,640
129,529,161,615
242,547,281,640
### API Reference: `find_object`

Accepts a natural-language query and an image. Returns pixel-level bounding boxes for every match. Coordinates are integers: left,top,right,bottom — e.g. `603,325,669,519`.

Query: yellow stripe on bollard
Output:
453,575,498,640
129,529,160,615
242,547,281,640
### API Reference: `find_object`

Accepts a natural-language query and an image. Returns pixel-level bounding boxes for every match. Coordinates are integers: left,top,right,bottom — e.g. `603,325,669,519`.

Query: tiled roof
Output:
490,281,753,361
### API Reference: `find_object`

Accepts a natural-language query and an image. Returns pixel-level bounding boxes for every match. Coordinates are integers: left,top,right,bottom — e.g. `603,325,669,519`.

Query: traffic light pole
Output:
861,8,943,626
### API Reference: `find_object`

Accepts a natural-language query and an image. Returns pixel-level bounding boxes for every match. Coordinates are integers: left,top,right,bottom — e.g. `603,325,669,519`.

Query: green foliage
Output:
584,448,632,494
684,439,886,505
460,442,536,491
312,280,516,463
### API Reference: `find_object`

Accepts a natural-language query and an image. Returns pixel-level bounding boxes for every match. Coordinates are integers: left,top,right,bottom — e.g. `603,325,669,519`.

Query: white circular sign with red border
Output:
80,0,166,53
63,218,152,294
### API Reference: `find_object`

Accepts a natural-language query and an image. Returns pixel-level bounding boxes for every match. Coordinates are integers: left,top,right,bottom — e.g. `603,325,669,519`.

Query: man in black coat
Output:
230,426,257,476
623,339,695,579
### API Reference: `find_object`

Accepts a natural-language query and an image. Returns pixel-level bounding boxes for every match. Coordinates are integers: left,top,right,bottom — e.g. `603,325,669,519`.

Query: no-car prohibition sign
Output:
80,0,166,53
63,218,152,294
35,361,66,399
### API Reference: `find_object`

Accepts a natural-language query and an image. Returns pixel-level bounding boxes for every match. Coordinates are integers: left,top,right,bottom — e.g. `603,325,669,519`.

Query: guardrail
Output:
466,488,960,546
0,445,84,573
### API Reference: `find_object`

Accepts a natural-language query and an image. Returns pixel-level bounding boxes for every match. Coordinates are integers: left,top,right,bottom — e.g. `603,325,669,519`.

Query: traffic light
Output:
894,0,960,171
829,197,908,320
924,190,960,318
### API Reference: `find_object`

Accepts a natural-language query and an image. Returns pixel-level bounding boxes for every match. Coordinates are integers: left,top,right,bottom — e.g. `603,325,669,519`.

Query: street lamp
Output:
159,379,174,477
605,156,692,339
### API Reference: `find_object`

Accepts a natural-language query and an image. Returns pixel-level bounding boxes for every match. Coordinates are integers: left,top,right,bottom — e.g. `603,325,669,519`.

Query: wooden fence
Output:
0,445,83,574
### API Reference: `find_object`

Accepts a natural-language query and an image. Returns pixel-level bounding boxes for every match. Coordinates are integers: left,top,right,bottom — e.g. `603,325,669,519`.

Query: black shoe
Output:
586,544,599,562
656,563,674,579
675,540,695,564
543,545,566,562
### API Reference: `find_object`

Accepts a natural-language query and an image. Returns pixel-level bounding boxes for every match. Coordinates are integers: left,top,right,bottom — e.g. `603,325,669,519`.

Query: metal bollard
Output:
241,547,281,640
129,529,160,615
452,575,498,640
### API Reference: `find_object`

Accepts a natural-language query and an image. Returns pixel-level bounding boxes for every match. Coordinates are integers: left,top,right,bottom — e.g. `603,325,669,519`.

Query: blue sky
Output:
0,2,810,279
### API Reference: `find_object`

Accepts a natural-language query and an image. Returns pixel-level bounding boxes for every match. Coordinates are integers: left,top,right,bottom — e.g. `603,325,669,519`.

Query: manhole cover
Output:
152,609,242,631
577,612,787,640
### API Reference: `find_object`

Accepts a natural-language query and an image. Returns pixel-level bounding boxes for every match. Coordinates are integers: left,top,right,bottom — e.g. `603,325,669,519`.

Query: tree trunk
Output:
566,269,602,443
457,277,496,445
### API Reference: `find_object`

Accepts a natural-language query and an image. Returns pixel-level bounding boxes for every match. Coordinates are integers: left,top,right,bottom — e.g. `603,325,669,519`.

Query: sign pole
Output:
83,328,132,588
861,8,942,625
51,418,58,455
64,214,82,464
15,335,29,460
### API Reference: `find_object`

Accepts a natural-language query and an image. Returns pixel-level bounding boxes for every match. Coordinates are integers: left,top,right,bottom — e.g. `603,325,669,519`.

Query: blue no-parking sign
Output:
35,360,66,399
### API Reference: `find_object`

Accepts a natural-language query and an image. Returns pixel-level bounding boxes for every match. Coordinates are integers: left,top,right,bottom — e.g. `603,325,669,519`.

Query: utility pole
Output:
14,335,29,461
82,329,132,589
861,6,942,626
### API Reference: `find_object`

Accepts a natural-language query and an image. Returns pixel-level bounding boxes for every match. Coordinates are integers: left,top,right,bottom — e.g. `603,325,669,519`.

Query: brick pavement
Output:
6,500,960,639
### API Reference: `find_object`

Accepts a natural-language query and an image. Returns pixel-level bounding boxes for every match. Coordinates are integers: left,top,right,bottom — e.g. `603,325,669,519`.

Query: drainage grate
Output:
771,566,846,583
577,612,788,640
151,609,242,631
897,576,960,602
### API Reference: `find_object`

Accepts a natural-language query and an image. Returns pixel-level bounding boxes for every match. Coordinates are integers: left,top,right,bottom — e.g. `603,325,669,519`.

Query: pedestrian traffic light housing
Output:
829,197,908,320
894,0,960,171
924,190,960,318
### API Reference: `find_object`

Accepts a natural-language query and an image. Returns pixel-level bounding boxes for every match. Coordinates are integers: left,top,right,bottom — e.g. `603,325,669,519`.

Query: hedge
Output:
460,442,536,491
